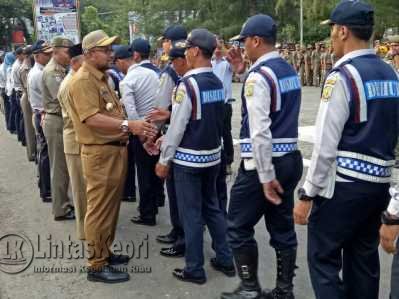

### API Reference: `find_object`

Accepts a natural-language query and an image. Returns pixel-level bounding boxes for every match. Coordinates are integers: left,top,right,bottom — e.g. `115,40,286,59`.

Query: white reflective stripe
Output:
337,151,395,167
336,166,391,183
239,138,251,144
239,138,298,144
173,159,220,168
176,146,222,155
344,64,367,122
272,138,298,143
240,152,253,158
188,77,201,120
260,66,282,111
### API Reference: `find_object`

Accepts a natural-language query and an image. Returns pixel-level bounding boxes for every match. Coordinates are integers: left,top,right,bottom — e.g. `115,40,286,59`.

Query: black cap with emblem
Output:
321,0,374,26
169,40,186,60
185,29,217,55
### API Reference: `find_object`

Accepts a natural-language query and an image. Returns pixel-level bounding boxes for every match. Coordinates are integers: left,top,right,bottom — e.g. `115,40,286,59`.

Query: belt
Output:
104,141,127,147
46,112,62,117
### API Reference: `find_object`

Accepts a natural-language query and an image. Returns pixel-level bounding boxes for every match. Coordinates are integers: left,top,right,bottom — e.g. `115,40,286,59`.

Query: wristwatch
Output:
120,120,129,133
381,211,399,225
297,188,315,202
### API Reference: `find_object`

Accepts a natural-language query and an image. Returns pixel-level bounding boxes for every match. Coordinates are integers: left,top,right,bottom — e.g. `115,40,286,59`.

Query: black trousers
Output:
308,181,390,299
222,103,234,165
8,91,17,133
123,135,136,198
1,89,11,131
15,92,25,145
166,168,185,249
227,151,303,251
216,149,228,216
34,111,51,198
132,136,164,220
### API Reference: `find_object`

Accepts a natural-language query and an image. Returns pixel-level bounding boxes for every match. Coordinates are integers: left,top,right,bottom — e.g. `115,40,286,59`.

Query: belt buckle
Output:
243,159,256,171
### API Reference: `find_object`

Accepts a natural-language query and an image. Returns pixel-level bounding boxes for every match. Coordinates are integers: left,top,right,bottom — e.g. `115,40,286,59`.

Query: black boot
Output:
220,247,263,299
263,248,297,299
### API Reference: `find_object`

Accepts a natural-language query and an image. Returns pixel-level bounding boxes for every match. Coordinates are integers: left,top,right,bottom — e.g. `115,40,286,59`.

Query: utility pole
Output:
300,0,303,47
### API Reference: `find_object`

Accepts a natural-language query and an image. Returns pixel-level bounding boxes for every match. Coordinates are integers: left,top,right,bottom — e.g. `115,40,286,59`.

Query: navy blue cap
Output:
169,40,186,59
68,43,83,58
321,0,374,26
113,45,132,60
31,40,53,54
22,45,33,55
185,28,217,54
15,47,23,55
161,25,187,41
130,38,150,55
231,14,277,41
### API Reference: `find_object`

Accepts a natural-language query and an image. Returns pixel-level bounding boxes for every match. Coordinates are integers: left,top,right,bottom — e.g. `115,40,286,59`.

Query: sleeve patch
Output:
174,88,186,104
245,80,256,97
321,75,338,102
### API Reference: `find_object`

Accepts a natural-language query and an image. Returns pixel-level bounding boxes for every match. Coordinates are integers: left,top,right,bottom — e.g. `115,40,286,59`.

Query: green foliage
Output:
0,0,33,48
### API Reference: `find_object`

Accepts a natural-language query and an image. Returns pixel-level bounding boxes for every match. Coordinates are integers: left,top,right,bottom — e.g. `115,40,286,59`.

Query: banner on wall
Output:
34,0,80,43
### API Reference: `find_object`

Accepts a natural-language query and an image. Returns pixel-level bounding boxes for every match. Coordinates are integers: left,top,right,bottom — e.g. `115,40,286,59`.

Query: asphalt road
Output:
0,84,393,299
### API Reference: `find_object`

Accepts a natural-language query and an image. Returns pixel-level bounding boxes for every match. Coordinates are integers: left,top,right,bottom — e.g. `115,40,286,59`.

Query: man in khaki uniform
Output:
42,37,74,221
68,30,157,283
304,44,313,86
58,43,86,240
292,44,301,72
311,42,321,87
19,46,36,162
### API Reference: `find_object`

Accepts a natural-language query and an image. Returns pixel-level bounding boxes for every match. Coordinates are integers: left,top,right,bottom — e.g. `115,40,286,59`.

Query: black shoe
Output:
263,248,297,299
221,286,263,299
263,288,294,299
130,216,156,226
41,195,52,203
210,258,236,277
87,265,130,284
54,209,75,221
221,247,262,299
160,246,185,258
156,232,177,244
122,195,136,202
108,254,130,266
172,268,206,285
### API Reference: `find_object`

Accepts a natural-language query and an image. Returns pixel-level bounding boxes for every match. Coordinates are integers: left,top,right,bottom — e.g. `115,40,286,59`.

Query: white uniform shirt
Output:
27,62,45,111
303,49,377,197
120,60,159,120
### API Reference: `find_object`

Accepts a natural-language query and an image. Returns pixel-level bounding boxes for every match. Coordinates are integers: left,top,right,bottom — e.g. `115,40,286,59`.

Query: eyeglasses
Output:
91,47,113,54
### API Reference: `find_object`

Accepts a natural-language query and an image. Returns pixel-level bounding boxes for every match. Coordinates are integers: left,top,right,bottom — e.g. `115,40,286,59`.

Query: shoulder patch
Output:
174,88,186,104
321,74,338,102
245,79,256,97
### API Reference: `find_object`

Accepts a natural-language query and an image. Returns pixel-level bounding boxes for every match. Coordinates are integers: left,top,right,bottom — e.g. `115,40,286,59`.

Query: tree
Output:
0,0,33,48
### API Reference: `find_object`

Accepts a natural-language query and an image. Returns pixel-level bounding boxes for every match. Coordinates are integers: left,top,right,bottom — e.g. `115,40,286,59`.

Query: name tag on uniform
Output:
243,159,256,171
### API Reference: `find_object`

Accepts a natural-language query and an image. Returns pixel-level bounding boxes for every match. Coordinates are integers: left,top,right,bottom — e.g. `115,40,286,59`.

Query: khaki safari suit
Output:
58,71,87,240
20,59,36,161
311,48,321,87
69,62,128,269
42,57,72,217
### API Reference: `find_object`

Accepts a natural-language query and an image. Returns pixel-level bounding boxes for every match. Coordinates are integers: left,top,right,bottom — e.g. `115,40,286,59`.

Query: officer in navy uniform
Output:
155,29,235,284
151,25,188,253
221,14,303,299
147,40,190,258
294,2,399,299
108,45,136,203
